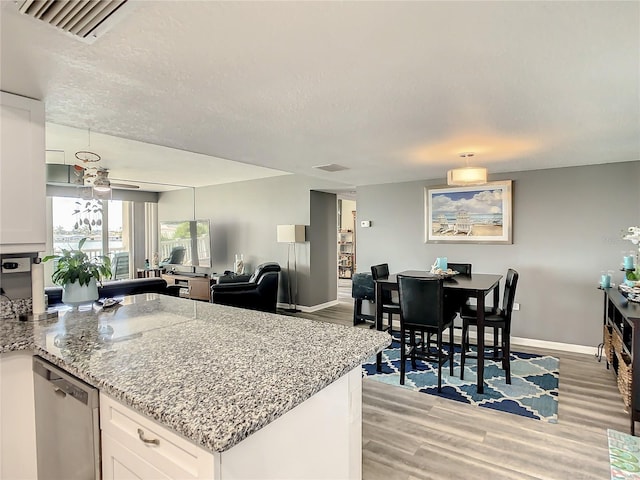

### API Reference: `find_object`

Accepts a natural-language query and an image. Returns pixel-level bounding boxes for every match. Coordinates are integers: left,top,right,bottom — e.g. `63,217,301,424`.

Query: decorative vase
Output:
234,254,244,274
62,278,99,307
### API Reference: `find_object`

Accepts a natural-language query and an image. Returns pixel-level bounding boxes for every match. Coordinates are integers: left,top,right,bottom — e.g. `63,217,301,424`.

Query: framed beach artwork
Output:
424,180,513,244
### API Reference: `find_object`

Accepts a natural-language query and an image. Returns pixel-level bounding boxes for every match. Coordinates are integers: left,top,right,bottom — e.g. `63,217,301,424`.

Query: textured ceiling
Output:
1,1,638,191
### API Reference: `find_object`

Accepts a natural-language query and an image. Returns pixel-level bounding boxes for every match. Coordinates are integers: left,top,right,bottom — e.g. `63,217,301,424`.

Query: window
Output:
50,197,132,283
52,196,105,256
46,190,159,287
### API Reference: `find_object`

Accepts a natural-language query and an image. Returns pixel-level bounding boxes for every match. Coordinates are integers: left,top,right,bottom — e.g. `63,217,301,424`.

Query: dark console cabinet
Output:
603,288,640,434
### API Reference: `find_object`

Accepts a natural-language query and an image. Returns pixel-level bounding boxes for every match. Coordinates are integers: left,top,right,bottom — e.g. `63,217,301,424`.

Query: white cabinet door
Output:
0,91,46,254
102,433,172,480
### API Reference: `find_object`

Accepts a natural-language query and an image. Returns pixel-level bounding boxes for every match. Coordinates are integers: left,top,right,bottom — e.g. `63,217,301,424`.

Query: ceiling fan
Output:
92,167,139,191
73,150,139,191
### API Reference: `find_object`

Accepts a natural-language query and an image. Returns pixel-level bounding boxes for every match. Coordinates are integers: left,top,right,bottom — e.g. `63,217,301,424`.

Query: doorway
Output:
337,198,356,280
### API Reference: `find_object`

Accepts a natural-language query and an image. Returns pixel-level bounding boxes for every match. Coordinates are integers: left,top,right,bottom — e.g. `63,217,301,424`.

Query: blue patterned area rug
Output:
608,429,640,479
362,334,559,422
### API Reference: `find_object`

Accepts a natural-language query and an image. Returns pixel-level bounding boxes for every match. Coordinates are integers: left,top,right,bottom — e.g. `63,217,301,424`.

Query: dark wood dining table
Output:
374,270,503,394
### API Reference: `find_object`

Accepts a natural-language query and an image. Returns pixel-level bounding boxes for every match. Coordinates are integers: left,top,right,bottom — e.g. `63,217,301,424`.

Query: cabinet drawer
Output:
100,394,216,479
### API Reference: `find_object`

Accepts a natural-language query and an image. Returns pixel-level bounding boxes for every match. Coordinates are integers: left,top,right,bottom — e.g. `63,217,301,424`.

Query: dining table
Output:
374,270,503,394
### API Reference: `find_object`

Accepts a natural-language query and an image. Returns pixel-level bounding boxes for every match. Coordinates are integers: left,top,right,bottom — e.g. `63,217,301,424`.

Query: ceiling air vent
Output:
312,164,349,172
18,0,135,44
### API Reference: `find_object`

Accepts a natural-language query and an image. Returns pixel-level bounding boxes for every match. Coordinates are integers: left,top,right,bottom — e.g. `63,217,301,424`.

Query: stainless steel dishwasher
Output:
32,356,101,480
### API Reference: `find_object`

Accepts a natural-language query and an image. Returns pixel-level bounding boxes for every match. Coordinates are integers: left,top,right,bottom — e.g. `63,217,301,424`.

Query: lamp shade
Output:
447,167,487,186
277,224,306,243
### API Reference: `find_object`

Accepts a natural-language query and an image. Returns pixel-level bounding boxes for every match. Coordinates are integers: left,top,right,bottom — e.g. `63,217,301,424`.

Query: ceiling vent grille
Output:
18,0,134,44
312,164,349,172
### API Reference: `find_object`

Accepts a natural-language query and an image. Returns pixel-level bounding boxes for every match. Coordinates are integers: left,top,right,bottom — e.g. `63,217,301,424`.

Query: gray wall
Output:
158,174,346,307
357,162,640,348
309,191,338,306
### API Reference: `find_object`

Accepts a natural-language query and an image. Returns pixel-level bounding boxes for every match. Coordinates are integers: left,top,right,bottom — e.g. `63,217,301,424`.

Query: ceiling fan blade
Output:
110,182,140,189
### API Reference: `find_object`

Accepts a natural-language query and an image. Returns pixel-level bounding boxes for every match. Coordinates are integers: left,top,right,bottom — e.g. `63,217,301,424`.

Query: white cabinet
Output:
0,92,46,254
101,366,362,480
0,351,38,480
100,394,217,480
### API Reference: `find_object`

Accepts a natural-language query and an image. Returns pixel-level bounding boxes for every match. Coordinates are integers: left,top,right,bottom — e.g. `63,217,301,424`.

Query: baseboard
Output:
509,336,598,356
277,300,340,313
382,320,598,356
452,330,598,355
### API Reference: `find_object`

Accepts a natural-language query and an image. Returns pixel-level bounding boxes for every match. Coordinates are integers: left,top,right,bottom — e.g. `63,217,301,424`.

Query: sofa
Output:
210,262,281,313
45,277,169,306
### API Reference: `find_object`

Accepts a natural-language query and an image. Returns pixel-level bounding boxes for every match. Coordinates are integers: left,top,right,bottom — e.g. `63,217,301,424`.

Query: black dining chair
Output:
371,263,400,333
445,262,473,311
397,275,456,392
459,268,519,383
351,272,375,327
447,262,472,276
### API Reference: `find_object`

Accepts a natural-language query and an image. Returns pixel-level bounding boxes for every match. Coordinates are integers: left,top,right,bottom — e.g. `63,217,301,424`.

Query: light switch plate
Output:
360,220,371,228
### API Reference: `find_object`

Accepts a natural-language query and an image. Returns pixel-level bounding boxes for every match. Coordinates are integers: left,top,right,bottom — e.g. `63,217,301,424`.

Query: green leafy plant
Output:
627,269,640,281
43,238,112,286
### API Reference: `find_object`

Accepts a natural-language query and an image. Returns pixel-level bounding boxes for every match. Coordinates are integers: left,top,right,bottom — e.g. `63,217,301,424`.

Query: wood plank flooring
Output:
282,280,629,479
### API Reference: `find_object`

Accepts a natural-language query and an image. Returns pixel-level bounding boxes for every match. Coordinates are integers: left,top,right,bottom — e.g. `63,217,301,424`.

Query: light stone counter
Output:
0,294,390,453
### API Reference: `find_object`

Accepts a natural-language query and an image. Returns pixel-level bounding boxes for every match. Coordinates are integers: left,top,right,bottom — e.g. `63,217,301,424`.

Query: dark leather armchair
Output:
210,262,281,313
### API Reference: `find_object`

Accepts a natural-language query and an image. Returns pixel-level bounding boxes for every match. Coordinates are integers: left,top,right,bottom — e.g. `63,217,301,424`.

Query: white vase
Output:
234,254,244,274
62,278,99,307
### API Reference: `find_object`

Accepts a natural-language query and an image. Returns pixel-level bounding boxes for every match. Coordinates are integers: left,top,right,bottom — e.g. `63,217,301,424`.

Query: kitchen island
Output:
0,294,390,479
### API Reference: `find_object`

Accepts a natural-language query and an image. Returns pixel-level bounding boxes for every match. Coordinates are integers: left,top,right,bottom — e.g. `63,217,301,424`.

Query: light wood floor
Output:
283,280,629,479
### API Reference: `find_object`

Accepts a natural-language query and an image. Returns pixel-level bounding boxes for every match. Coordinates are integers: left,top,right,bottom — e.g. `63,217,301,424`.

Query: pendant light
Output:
447,153,487,186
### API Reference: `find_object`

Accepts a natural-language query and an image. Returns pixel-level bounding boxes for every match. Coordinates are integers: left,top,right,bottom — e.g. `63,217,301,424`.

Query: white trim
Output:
455,330,597,355
510,336,597,355
277,300,340,313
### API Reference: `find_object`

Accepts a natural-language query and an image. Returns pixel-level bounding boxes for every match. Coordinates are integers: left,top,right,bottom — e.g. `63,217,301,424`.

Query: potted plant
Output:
43,238,112,306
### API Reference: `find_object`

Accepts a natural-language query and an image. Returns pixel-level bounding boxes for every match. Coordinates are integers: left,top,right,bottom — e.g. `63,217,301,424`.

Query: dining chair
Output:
445,262,473,318
397,275,456,392
351,272,375,327
370,263,400,333
447,262,472,276
459,268,519,383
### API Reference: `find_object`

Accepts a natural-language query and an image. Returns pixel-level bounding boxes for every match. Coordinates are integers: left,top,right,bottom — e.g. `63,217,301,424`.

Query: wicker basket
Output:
604,325,613,364
612,328,624,356
616,349,633,408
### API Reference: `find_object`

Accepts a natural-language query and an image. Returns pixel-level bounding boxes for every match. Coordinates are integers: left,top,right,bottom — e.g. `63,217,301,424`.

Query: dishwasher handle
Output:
33,356,98,408
53,387,67,398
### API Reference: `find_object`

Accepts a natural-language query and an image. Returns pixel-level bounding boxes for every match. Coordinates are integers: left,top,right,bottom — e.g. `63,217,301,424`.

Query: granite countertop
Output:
0,294,390,453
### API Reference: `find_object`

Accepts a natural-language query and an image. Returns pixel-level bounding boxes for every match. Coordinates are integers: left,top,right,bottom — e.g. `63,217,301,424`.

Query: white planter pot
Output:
62,278,99,307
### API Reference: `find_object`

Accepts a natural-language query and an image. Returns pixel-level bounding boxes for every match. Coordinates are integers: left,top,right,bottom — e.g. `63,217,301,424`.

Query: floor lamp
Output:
277,224,306,313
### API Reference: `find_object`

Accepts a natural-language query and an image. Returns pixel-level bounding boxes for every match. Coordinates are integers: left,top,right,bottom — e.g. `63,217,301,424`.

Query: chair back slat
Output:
371,263,393,304
370,263,390,280
502,268,519,321
398,275,443,329
447,262,472,276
